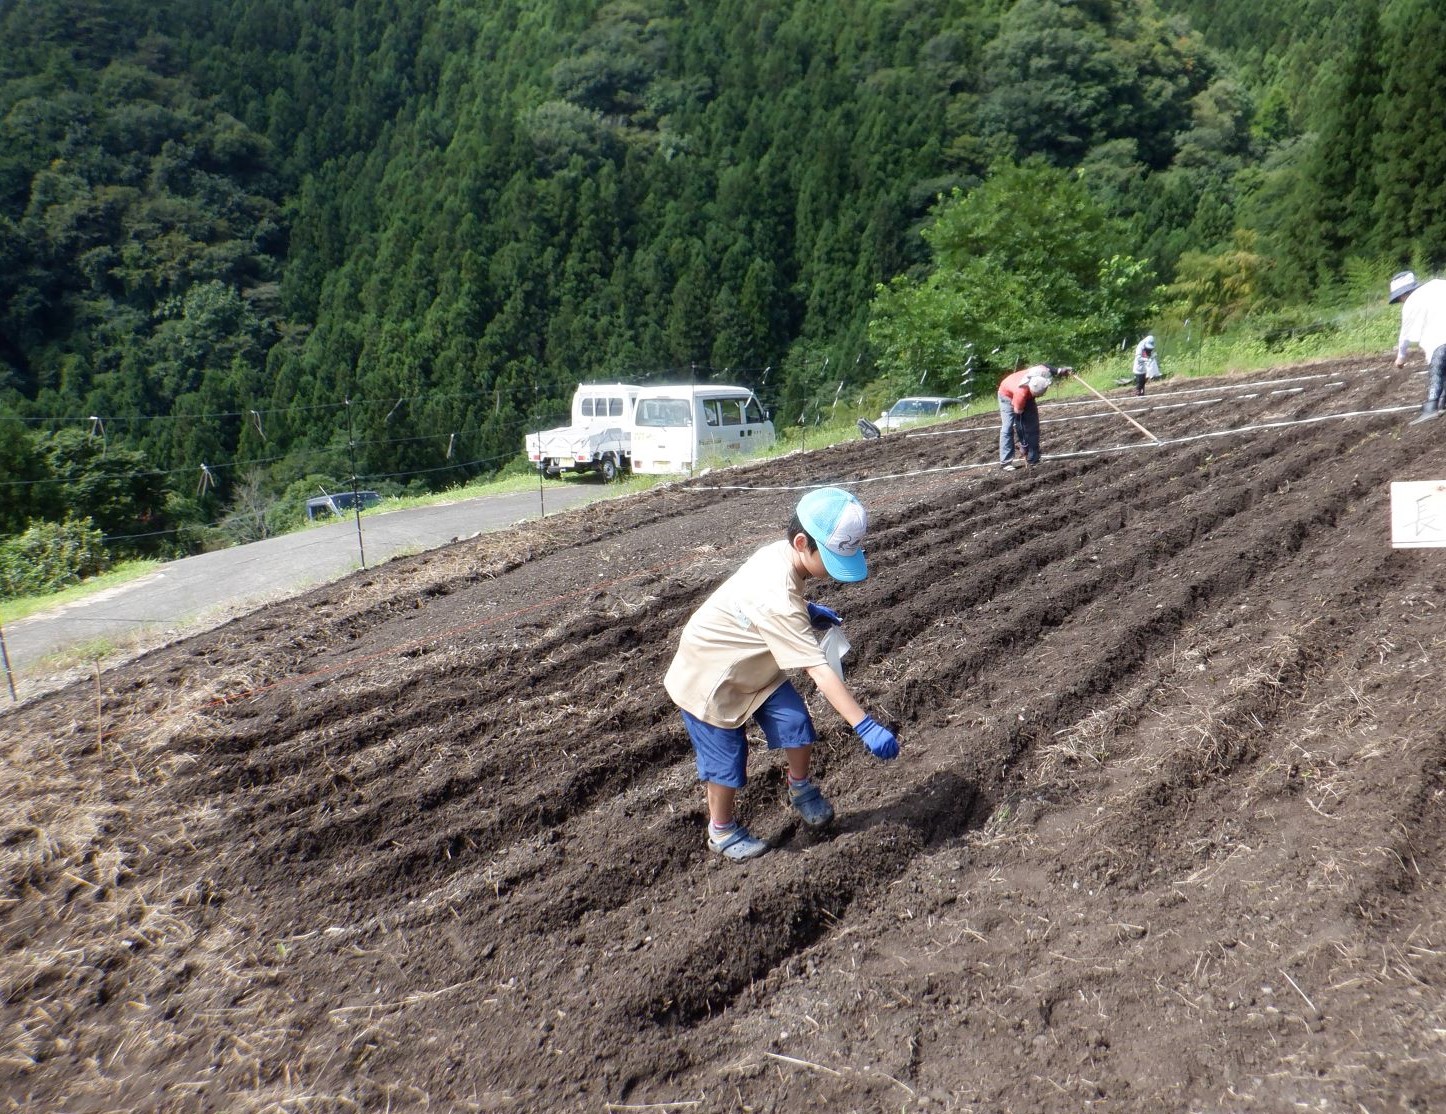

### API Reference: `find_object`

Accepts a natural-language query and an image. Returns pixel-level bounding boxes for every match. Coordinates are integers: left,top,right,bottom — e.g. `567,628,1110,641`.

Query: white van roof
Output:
634,383,759,398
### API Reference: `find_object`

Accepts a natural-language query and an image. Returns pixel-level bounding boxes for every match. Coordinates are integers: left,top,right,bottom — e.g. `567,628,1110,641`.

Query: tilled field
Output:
2,356,1444,1113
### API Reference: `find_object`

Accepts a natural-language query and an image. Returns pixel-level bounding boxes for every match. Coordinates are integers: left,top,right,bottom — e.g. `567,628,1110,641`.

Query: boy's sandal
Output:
709,825,770,861
789,782,836,828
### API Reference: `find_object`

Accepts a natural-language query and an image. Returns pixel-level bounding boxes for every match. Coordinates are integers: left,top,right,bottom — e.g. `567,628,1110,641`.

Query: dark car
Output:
306,490,382,520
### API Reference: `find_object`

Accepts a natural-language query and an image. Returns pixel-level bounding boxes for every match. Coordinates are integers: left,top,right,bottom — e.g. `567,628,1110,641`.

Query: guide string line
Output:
687,399,1420,494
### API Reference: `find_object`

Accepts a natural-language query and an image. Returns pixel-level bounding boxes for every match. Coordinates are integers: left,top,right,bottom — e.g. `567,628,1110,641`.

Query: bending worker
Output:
998,363,1070,470
1389,269,1446,423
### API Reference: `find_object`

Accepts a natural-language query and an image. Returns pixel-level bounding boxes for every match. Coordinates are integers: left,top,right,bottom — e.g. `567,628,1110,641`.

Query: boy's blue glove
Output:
807,602,843,629
855,716,899,760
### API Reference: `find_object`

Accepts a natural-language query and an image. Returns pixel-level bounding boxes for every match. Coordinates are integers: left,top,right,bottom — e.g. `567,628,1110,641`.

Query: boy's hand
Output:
807,602,843,629
855,715,899,760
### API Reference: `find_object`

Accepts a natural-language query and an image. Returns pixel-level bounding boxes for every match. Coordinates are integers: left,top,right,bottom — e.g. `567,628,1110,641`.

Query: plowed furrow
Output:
842,426,1381,712
1012,502,1412,875
617,772,979,1027
201,393,1401,928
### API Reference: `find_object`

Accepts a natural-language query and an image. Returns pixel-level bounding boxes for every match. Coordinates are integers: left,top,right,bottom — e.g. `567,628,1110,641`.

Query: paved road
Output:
1,483,607,682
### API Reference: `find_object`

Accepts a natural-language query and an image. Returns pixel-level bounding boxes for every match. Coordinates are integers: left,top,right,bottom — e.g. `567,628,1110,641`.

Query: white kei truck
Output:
629,384,776,475
525,383,640,481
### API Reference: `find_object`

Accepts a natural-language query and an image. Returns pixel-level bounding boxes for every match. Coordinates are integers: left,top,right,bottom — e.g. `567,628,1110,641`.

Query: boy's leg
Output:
679,710,770,860
704,781,738,827
756,683,834,828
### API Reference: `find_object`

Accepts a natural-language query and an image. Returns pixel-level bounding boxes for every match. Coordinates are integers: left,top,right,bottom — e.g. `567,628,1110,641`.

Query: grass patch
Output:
339,466,672,518
26,635,129,673
1077,301,1399,387
0,559,162,624
365,468,567,510
761,417,876,460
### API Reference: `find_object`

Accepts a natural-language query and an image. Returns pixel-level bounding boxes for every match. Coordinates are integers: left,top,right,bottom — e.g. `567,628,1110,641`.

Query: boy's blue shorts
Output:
680,680,817,788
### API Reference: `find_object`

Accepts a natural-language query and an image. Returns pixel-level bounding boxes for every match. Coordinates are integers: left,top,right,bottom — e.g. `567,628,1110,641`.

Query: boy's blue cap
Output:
797,487,868,582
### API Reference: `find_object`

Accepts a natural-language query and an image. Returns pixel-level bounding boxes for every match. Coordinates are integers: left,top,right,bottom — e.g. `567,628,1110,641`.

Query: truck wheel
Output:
542,463,561,479
599,455,619,483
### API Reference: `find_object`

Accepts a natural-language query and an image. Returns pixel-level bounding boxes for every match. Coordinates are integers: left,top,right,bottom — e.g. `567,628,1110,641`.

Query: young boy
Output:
664,486,900,861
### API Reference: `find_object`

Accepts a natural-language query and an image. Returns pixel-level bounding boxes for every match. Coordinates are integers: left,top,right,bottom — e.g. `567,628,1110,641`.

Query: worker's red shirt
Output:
998,368,1043,414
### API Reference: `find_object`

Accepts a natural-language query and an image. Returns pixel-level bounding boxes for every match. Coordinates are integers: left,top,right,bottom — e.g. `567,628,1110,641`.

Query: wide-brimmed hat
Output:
1389,270,1421,304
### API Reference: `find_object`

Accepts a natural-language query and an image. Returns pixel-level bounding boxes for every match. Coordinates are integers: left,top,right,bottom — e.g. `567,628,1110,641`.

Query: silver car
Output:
877,395,966,432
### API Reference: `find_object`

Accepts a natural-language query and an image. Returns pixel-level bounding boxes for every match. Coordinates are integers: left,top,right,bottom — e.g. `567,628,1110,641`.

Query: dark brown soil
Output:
3,356,1444,1113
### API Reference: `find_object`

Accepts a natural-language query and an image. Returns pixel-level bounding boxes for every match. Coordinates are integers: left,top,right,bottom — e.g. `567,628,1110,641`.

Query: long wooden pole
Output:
1071,375,1161,443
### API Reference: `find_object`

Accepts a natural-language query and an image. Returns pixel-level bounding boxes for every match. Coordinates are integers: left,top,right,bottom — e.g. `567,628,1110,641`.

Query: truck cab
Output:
525,383,639,481
572,384,635,426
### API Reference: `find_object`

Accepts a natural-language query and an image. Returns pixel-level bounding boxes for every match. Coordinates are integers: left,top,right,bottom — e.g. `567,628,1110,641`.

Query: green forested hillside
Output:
1,0,1443,570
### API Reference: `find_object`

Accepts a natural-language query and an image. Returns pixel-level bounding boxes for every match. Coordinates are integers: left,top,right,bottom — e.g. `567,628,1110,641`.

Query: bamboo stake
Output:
1071,374,1161,443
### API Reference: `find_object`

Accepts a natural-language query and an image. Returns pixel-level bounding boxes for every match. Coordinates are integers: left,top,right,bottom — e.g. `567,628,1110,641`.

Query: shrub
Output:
0,517,110,599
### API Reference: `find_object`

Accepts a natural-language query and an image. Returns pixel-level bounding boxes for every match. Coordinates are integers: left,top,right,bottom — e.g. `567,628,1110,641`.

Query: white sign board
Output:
1390,481,1446,547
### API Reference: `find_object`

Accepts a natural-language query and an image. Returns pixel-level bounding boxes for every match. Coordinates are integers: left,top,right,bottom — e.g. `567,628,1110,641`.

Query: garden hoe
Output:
1073,374,1161,444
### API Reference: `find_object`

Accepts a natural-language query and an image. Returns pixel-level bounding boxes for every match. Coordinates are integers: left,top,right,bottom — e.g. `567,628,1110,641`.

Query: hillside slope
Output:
2,356,1443,1112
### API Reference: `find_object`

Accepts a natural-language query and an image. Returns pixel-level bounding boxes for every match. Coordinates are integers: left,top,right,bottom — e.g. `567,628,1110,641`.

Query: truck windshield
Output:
636,398,693,427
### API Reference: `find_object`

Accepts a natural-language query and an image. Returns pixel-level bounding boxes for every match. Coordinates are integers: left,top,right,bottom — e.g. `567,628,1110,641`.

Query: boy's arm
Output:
807,662,900,760
806,662,867,726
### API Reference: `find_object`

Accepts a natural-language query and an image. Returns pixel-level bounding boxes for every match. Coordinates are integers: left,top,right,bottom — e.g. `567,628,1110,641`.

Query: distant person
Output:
663,487,900,861
1389,270,1446,423
998,363,1071,471
1133,335,1161,397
